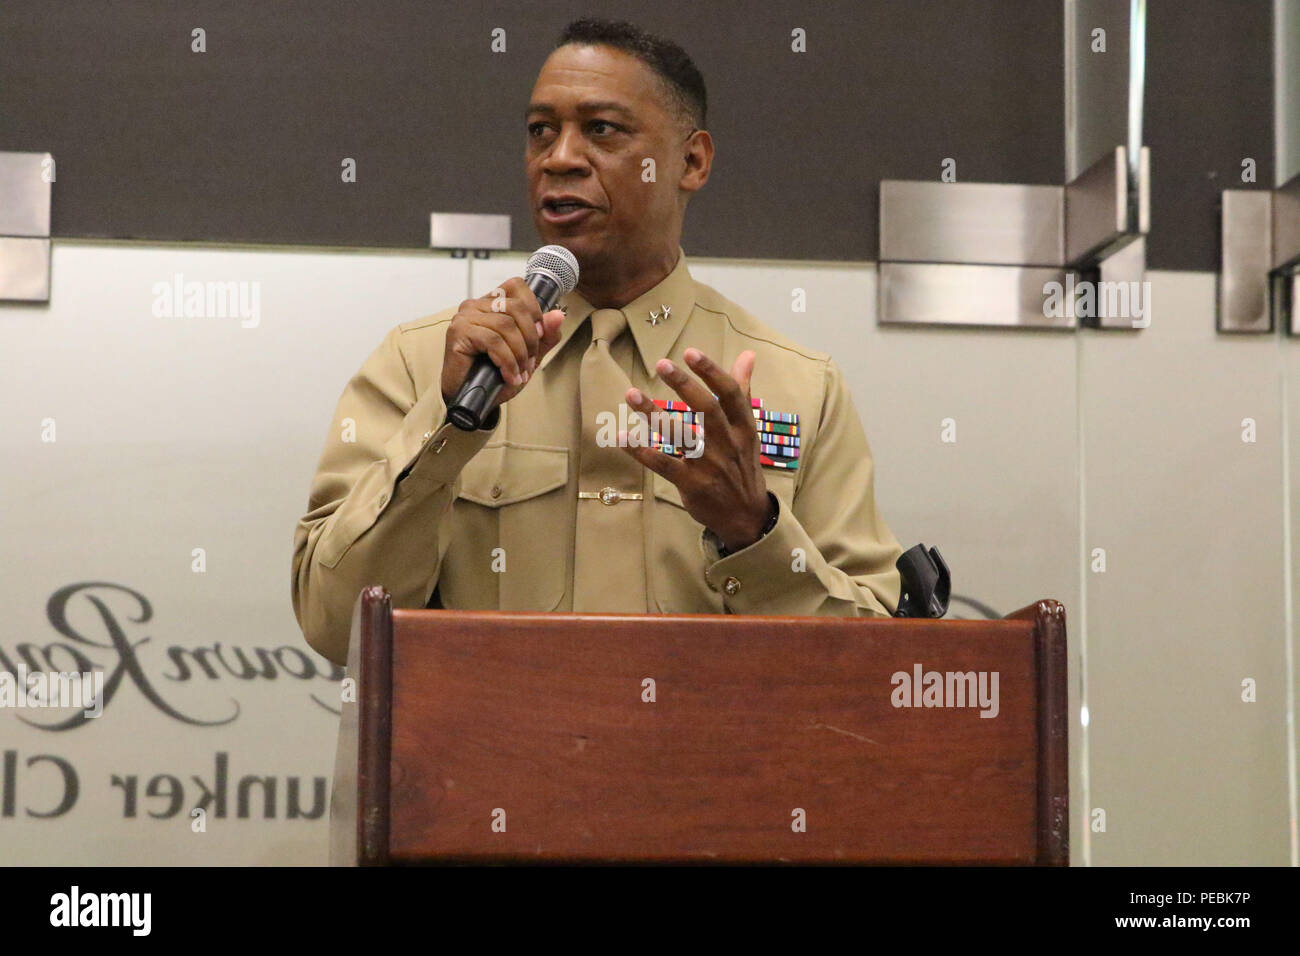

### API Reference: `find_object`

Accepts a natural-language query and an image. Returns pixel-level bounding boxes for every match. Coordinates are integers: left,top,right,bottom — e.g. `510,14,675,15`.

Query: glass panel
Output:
1279,0,1300,186
1066,0,1146,180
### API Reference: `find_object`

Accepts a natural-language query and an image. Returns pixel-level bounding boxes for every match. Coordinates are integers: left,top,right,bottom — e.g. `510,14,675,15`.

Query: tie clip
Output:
578,487,644,505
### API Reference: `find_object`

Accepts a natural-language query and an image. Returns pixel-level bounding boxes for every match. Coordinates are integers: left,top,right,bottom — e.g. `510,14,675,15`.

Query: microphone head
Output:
525,244,580,297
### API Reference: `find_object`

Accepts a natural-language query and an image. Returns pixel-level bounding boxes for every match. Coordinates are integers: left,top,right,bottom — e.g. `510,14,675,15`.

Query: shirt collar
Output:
538,246,695,378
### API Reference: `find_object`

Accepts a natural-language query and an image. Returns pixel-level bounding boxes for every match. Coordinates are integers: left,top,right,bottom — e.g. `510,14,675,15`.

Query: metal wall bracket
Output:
0,151,53,302
429,212,510,259
878,145,1150,330
1218,174,1300,334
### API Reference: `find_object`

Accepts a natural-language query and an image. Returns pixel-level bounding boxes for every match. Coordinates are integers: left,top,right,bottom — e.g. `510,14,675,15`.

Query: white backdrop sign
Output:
0,242,467,864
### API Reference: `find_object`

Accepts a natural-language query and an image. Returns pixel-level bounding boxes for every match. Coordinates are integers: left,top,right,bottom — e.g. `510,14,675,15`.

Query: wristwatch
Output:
717,492,779,558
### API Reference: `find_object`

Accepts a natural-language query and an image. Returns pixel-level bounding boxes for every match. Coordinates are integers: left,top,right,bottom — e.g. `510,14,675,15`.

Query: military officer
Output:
292,19,903,665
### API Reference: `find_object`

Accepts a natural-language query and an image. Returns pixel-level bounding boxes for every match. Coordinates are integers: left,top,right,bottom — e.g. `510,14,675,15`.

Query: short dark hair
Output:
556,18,707,131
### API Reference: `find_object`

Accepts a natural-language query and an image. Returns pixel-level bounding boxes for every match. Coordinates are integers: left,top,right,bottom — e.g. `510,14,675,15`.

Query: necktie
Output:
573,308,648,612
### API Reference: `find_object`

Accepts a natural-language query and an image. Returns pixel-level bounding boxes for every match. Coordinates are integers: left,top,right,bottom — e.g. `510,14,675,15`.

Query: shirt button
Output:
422,430,434,441
378,492,388,507
723,576,741,596
490,484,503,499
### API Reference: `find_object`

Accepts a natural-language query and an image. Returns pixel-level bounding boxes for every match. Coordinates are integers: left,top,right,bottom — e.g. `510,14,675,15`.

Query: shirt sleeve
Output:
291,324,498,665
698,356,903,617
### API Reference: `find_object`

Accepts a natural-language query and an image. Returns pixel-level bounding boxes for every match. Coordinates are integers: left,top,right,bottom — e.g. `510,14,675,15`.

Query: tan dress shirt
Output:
292,250,903,665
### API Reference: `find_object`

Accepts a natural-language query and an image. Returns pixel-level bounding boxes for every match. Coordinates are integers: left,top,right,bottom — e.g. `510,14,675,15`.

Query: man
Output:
292,18,903,666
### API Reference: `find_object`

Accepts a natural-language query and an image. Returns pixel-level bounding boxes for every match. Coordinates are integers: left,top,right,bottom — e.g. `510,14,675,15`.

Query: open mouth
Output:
543,199,591,214
540,199,596,225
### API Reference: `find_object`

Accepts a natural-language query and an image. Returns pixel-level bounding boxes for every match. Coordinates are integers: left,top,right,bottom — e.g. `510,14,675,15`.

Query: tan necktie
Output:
572,308,648,612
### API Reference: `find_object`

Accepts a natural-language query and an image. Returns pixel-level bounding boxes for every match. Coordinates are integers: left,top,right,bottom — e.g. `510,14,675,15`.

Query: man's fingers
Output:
501,298,540,360
496,276,544,322
464,326,523,386
655,356,721,425
535,310,566,362
618,433,689,484
683,348,750,428
731,350,756,399
625,385,709,465
487,310,533,378
619,389,695,481
484,277,545,369
624,385,658,417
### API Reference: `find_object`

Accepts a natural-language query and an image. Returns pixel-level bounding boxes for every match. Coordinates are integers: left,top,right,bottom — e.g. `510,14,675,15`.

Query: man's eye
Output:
589,120,620,136
527,122,551,138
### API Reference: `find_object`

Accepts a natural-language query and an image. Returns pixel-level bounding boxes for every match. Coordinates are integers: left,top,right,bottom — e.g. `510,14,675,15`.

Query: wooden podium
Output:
330,588,1068,865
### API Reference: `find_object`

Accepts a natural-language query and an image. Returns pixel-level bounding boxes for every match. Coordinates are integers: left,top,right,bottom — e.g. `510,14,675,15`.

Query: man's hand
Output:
620,347,775,552
441,276,566,413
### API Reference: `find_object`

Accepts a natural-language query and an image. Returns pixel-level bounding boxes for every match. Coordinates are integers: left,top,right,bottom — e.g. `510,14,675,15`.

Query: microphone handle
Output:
446,273,564,431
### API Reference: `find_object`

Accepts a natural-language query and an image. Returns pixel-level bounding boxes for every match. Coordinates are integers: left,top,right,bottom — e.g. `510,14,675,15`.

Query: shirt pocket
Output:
761,469,797,513
449,441,570,611
652,469,797,513
649,468,799,612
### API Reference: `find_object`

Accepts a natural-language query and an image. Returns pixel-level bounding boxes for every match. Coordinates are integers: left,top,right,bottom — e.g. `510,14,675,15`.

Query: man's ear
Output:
679,128,713,194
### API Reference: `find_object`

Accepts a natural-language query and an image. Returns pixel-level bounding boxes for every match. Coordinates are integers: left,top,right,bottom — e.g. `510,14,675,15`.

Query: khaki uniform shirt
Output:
292,250,903,665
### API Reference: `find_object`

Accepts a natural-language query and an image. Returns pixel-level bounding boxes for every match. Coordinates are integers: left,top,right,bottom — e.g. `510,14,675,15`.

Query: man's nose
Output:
541,125,590,174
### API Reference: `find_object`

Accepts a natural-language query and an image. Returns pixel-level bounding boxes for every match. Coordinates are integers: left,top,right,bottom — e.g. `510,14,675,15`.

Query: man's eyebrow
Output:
525,101,638,120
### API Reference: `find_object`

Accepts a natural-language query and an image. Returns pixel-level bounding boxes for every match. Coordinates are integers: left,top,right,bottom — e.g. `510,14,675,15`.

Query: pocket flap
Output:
763,469,797,508
458,442,569,507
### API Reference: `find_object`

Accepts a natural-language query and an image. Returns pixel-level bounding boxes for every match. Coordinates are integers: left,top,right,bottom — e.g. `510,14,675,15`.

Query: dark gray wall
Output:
4,1,1273,270
0,0,1061,261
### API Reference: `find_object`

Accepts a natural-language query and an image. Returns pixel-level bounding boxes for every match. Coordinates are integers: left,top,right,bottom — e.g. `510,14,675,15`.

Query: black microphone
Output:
446,245,580,431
